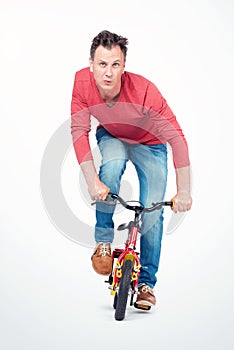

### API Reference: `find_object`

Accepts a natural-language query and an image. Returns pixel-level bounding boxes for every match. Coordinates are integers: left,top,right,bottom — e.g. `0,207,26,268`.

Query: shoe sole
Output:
135,300,156,307
134,302,152,310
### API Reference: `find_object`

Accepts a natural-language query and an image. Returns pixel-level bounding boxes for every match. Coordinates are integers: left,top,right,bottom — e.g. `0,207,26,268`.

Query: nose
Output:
105,64,112,77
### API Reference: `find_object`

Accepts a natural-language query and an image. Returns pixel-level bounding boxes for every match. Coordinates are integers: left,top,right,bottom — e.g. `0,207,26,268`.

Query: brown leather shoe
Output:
91,242,112,276
135,284,156,307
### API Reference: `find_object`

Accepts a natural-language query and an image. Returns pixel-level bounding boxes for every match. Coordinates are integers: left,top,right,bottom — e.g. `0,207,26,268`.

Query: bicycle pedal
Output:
104,275,113,284
134,302,151,311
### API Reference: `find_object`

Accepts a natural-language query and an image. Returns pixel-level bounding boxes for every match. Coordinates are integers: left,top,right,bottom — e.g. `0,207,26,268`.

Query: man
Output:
71,30,192,307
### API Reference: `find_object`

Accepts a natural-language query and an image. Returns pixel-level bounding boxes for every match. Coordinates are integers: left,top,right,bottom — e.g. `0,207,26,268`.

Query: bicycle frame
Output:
110,209,142,296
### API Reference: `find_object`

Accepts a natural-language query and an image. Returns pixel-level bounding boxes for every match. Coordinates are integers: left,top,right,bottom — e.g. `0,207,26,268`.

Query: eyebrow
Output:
97,59,121,63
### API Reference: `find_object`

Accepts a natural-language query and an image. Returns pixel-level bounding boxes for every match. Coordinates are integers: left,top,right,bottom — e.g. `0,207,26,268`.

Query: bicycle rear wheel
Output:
115,259,132,321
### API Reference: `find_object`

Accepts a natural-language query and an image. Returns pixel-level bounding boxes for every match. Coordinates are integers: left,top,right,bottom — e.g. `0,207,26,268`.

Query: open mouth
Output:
104,80,112,85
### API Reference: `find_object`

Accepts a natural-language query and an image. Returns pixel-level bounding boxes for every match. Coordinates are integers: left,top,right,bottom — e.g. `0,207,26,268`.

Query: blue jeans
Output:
95,127,168,288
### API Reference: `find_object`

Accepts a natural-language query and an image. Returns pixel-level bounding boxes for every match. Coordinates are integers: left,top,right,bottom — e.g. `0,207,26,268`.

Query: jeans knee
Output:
99,158,127,186
141,210,164,236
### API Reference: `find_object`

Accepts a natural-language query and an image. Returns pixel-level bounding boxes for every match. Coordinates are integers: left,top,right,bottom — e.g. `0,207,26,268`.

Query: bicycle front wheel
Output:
115,259,133,321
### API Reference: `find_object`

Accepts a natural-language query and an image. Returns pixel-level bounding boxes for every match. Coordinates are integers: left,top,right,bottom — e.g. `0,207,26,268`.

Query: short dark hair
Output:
90,30,128,61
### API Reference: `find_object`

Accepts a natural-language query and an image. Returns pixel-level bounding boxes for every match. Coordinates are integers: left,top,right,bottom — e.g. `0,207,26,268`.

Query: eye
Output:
99,62,106,67
113,62,120,67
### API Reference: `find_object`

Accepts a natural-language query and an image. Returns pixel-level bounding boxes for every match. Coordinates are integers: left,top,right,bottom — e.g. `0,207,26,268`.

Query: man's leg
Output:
92,128,128,275
95,128,128,242
129,143,168,290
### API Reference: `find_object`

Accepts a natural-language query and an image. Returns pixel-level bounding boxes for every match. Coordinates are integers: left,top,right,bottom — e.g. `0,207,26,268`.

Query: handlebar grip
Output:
163,201,174,209
171,200,175,210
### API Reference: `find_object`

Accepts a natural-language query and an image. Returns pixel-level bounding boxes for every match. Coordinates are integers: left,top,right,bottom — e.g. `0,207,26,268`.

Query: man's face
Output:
89,45,125,96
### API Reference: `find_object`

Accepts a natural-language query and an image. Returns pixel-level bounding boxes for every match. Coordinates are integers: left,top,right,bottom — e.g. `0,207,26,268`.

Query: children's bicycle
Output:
92,192,174,321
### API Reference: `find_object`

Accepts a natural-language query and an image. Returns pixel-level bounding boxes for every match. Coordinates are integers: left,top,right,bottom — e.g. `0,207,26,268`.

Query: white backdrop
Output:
1,0,234,349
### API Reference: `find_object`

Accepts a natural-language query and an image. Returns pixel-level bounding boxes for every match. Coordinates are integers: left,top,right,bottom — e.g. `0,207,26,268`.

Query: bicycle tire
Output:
115,259,132,321
113,292,118,309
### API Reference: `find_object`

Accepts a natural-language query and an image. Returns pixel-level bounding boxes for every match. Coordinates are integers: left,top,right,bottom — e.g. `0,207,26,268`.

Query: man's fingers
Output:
172,196,192,213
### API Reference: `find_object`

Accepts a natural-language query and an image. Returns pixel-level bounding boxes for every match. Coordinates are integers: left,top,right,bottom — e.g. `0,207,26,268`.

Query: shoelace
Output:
98,243,110,257
141,285,154,295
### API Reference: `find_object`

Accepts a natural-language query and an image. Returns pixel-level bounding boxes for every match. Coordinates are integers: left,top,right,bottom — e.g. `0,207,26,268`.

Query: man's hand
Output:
172,166,192,213
171,191,192,213
80,160,109,201
88,176,110,201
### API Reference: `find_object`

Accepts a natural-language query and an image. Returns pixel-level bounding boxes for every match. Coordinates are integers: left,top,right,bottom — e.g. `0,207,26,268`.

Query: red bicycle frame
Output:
110,215,142,294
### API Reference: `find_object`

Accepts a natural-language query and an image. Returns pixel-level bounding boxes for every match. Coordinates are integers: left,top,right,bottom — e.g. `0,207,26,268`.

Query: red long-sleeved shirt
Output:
71,67,190,168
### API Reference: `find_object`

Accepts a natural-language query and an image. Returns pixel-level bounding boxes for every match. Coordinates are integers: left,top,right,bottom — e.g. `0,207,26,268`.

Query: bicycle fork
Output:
107,221,141,297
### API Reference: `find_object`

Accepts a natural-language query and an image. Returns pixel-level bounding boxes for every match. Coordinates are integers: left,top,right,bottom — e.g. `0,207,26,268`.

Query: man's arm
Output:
80,160,109,200
71,71,110,200
172,165,192,213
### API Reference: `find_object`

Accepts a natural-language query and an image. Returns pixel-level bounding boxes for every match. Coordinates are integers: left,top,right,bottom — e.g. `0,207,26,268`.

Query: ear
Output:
89,57,93,72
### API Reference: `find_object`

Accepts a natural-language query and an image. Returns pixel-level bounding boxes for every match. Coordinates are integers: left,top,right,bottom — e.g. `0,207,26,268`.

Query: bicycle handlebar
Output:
92,192,174,212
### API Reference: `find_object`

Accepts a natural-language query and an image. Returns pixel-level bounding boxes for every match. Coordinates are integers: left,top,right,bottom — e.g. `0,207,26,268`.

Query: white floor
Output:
1,1,234,349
